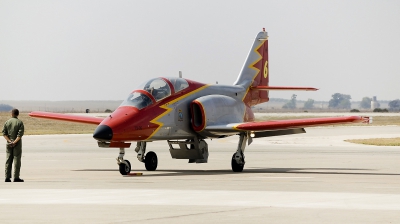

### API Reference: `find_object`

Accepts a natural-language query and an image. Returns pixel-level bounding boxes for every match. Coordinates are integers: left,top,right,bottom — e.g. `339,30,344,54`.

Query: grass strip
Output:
0,112,96,135
345,138,400,146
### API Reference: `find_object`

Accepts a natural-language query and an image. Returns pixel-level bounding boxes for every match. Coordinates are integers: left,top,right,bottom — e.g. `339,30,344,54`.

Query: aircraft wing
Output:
29,111,104,125
204,116,370,136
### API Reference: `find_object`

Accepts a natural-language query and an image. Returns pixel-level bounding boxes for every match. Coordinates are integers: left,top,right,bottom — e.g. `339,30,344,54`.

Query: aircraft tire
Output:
145,151,158,171
119,160,131,175
231,153,244,172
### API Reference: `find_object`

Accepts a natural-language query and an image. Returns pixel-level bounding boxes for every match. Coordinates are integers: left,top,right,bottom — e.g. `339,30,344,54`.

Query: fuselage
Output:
93,77,250,142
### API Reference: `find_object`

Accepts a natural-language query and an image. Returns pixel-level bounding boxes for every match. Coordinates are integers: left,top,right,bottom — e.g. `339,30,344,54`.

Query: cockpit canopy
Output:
120,77,189,110
167,77,189,92
142,78,171,101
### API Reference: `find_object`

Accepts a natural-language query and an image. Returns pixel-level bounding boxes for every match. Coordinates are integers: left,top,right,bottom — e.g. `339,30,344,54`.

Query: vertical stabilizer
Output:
234,30,269,106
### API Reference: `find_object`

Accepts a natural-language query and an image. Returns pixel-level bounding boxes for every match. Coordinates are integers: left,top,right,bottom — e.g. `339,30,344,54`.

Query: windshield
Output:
120,92,153,109
142,78,171,101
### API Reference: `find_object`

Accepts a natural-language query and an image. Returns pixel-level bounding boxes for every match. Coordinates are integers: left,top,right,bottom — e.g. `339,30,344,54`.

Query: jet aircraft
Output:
30,29,370,175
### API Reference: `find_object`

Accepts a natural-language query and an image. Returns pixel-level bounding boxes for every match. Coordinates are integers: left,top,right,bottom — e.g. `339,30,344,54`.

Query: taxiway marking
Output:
1,189,400,210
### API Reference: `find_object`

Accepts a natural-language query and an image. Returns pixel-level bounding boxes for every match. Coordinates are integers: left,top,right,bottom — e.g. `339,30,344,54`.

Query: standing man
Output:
2,109,24,182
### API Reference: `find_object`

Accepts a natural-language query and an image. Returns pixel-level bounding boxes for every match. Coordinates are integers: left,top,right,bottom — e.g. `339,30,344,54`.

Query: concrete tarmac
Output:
1,126,400,223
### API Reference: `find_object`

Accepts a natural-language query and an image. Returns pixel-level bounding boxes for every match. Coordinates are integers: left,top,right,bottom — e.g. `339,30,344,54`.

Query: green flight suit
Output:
2,117,24,179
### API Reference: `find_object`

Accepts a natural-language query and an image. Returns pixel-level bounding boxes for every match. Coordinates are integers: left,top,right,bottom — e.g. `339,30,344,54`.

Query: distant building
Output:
371,96,379,109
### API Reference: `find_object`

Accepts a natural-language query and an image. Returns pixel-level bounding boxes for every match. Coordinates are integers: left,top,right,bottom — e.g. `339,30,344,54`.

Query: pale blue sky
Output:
1,0,399,101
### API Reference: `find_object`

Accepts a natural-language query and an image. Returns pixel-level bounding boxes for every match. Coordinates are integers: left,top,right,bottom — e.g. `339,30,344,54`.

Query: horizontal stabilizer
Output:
29,111,104,125
251,86,318,91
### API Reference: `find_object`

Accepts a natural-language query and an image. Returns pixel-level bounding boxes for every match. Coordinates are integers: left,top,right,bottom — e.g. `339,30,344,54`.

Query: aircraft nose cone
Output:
93,125,113,141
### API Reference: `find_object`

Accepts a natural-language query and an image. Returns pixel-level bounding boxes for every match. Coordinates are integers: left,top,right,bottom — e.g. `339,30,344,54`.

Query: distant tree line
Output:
282,94,297,109
281,95,315,110
303,99,315,109
328,93,351,109
279,93,399,112
360,97,372,109
389,99,400,111
0,104,13,112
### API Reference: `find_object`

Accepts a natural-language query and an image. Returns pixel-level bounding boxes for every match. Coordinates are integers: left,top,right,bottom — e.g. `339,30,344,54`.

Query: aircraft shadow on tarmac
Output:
73,168,400,177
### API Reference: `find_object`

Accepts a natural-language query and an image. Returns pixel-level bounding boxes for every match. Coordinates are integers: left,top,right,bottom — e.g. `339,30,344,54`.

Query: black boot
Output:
13,178,24,182
5,178,11,182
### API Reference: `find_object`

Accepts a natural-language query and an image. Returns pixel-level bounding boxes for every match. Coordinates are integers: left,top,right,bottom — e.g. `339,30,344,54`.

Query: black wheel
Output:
145,151,158,171
119,160,131,175
231,153,244,172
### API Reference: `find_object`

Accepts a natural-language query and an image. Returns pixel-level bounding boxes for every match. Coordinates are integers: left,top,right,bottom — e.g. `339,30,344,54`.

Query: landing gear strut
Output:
135,141,158,171
231,133,248,172
116,147,131,175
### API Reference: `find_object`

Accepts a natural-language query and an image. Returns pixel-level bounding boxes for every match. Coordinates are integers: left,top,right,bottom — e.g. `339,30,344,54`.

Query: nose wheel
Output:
116,147,131,175
119,160,131,175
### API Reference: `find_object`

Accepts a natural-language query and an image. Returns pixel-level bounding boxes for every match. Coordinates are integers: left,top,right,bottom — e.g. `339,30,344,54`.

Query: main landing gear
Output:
135,141,158,171
231,133,249,172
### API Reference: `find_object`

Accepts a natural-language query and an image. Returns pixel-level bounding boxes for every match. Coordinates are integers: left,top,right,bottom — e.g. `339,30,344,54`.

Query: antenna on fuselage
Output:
179,71,182,78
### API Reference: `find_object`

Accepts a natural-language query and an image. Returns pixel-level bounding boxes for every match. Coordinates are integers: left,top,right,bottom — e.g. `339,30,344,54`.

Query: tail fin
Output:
234,30,269,106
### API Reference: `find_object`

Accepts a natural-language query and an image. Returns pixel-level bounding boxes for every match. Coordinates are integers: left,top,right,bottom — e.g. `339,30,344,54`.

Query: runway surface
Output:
1,126,400,223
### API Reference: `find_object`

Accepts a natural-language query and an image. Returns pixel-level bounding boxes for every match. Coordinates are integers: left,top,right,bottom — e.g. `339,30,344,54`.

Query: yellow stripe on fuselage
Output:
146,84,210,140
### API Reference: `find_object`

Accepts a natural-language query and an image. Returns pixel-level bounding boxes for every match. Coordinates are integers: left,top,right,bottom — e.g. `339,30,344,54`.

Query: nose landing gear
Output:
114,142,159,175
116,147,131,175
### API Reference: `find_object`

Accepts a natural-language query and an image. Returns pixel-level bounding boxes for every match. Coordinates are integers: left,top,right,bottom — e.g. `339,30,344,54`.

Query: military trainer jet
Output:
30,29,370,175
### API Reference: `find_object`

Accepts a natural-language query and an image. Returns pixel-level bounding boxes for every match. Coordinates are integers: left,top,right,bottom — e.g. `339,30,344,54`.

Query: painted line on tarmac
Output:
0,189,400,210
249,177,314,179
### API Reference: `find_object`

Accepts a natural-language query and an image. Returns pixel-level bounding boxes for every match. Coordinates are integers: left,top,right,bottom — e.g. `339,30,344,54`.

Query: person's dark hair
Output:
11,109,19,117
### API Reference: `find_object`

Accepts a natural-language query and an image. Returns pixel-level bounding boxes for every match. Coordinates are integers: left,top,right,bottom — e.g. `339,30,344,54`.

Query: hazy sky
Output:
1,0,399,102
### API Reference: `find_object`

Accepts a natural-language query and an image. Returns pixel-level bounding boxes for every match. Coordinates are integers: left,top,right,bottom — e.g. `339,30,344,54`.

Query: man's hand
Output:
7,141,15,148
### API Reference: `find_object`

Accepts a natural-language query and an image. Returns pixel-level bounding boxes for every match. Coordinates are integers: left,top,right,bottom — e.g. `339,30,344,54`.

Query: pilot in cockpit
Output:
145,86,167,101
